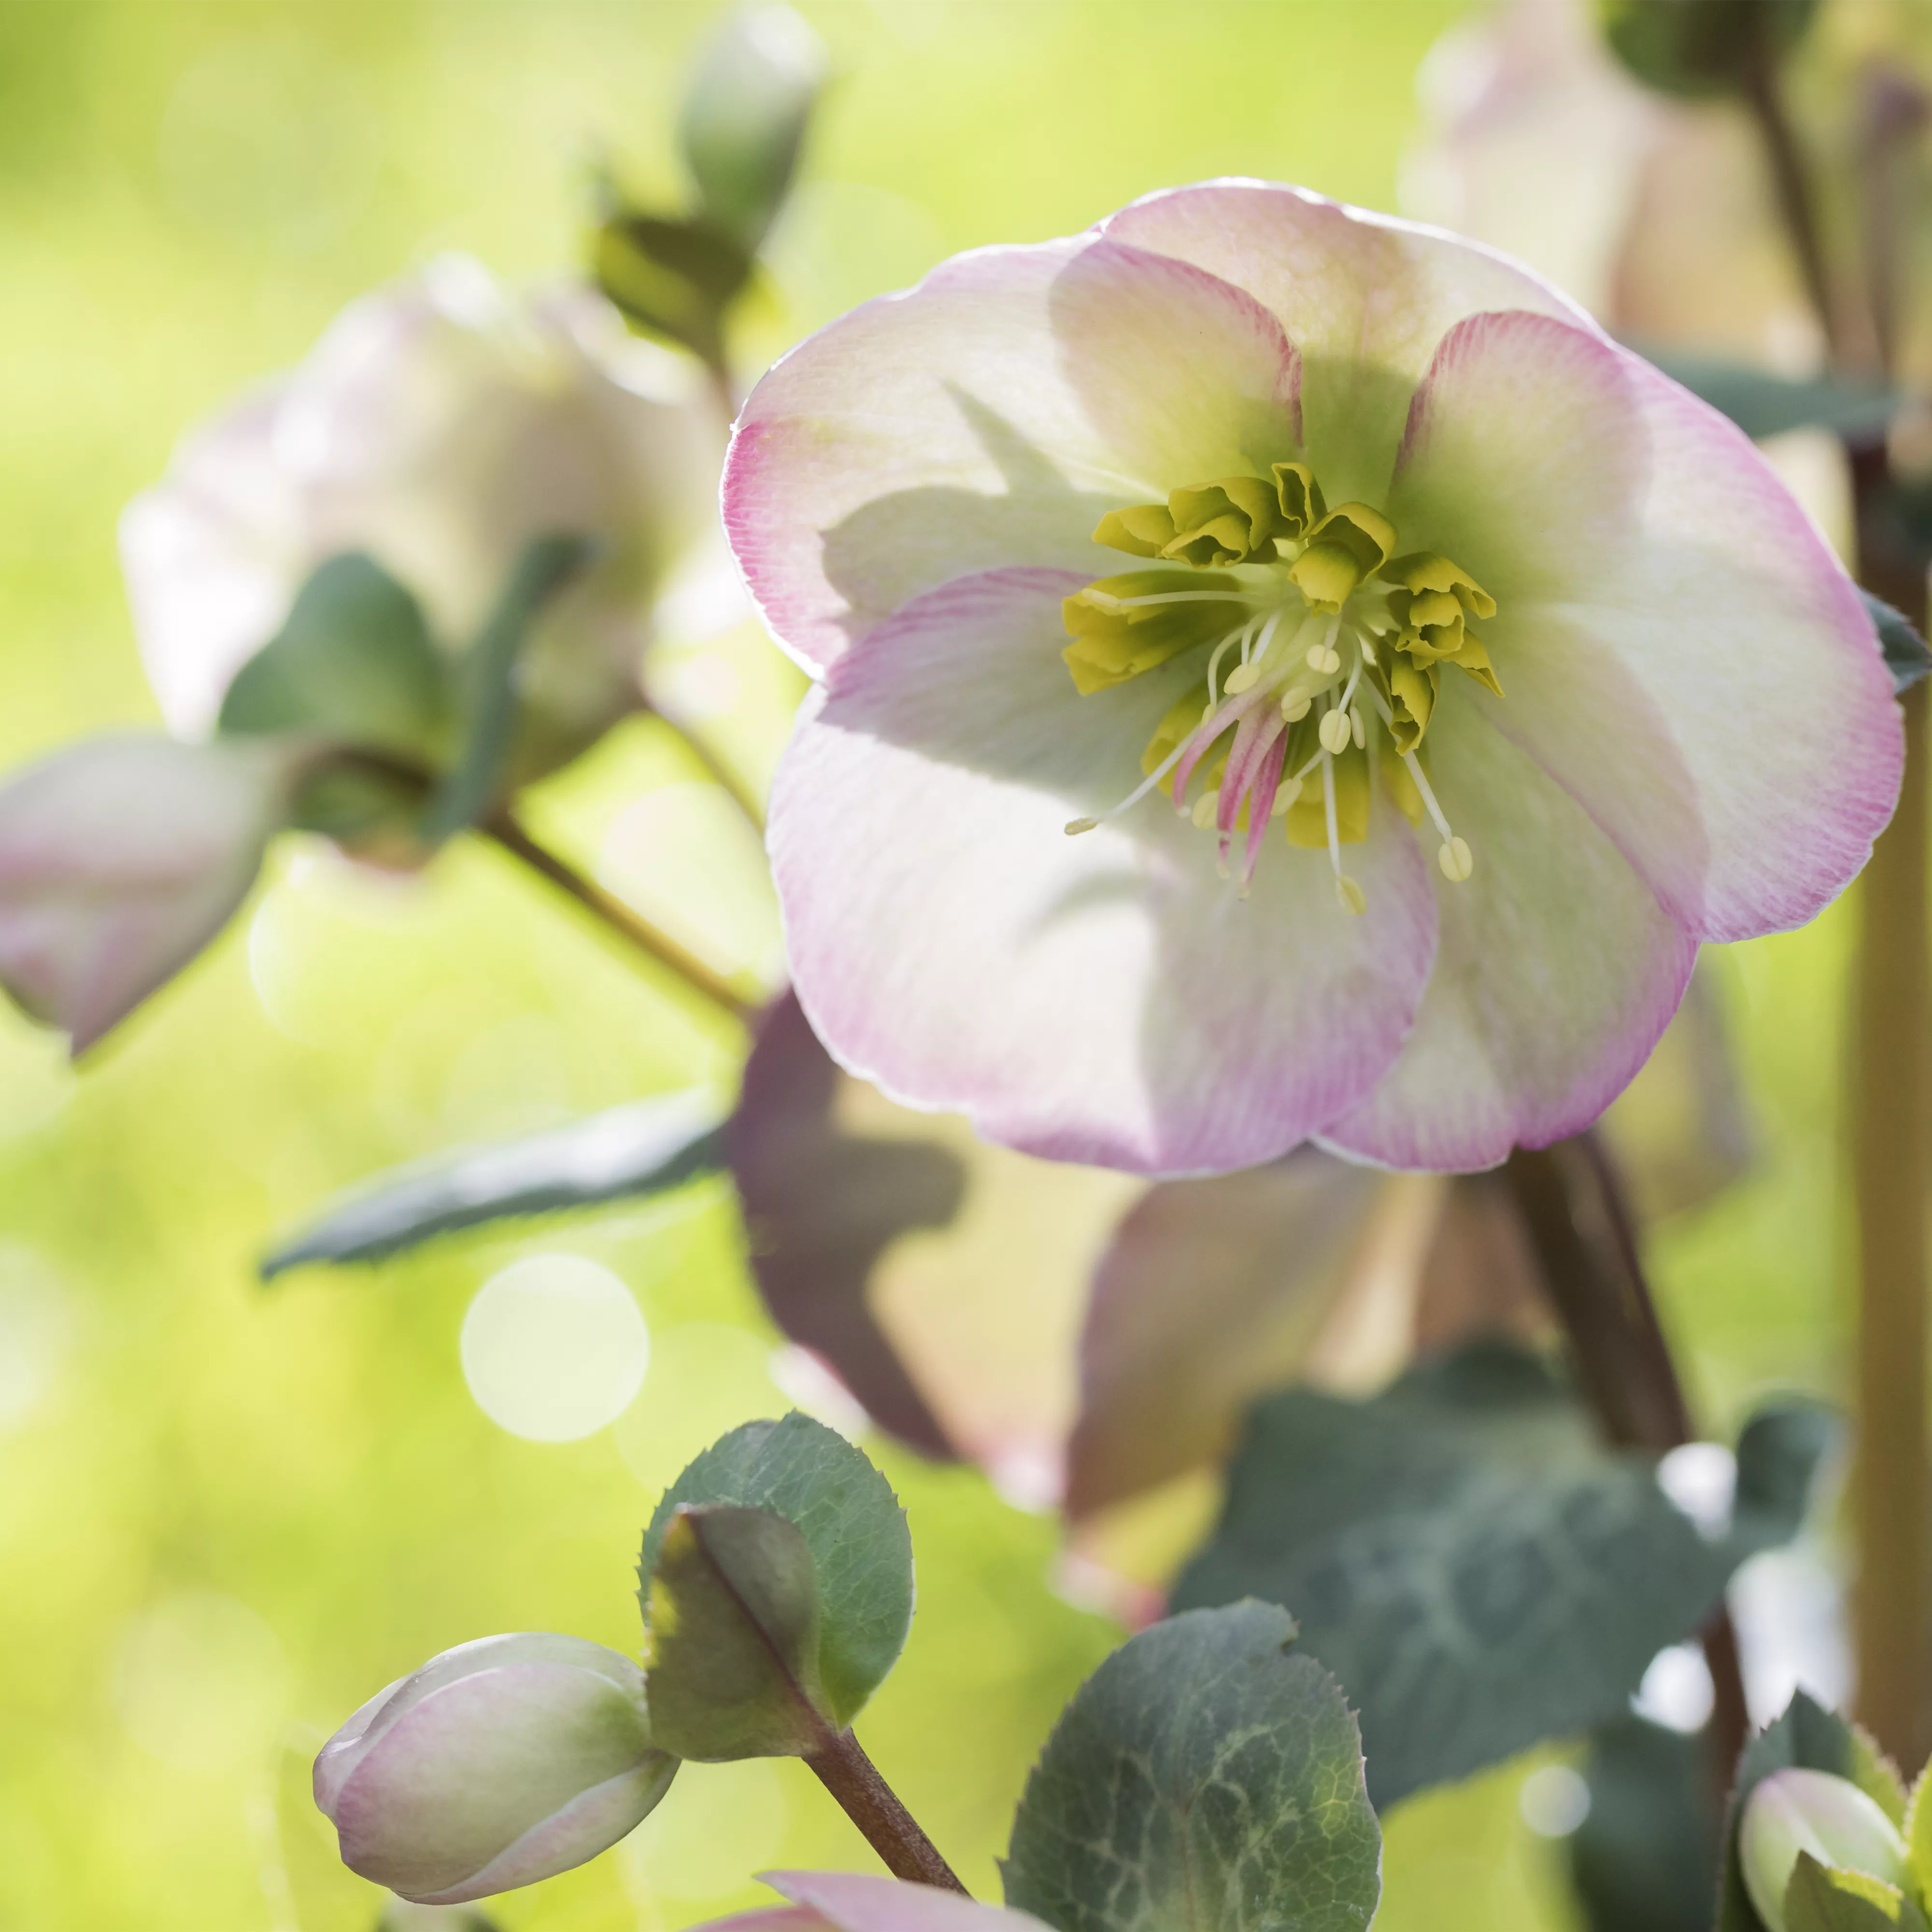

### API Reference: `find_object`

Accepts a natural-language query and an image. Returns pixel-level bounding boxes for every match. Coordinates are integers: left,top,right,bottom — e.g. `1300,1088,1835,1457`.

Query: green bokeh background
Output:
0,2,1857,1927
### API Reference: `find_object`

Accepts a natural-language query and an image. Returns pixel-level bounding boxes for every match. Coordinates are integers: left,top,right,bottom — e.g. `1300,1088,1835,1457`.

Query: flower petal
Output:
1099,179,1594,504
0,735,302,1052
763,1871,1053,1932
724,237,1303,677
1390,308,1900,941
768,569,1435,1175
1320,710,1696,1171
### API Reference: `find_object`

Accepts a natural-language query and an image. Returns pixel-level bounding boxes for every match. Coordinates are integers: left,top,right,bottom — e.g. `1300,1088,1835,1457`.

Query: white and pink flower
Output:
726,181,1899,1176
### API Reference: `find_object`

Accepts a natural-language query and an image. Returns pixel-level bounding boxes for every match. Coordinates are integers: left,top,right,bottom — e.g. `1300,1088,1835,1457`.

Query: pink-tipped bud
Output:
314,1633,676,1906
1739,1767,1907,1932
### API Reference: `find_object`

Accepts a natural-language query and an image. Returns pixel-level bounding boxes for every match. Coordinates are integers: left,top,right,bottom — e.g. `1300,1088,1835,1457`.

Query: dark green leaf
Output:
420,534,596,843
1599,0,1819,99
1785,1855,1927,1932
640,1412,912,1728
1720,1694,1907,1932
1001,1602,1381,1932
1172,1343,1832,1806
1633,347,1899,442
218,553,450,760
645,1504,829,1760
1860,590,1932,695
1570,1717,1718,1932
679,4,826,250
258,1090,726,1279
595,214,753,371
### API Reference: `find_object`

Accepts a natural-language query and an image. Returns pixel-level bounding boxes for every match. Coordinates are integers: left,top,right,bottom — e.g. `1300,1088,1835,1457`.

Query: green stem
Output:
1741,52,1847,364
804,1729,969,1893
1503,1136,1750,1796
481,808,757,1023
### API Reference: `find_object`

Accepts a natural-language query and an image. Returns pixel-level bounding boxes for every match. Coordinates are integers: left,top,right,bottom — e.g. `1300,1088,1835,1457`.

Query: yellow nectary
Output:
1061,463,1498,909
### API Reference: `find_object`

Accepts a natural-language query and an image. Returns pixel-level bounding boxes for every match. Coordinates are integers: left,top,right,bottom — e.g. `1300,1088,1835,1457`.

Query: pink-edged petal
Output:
727,991,962,1458
1065,1151,1382,1520
768,569,1435,1176
764,1871,1053,1932
1391,307,1900,942
0,734,303,1052
1320,709,1697,1172
689,1912,830,1932
724,237,1302,677
1099,179,1595,503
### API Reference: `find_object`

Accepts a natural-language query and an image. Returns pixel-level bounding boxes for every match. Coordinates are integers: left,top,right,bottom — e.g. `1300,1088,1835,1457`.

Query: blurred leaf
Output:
1908,1765,1932,1912
0,733,303,1053
377,1904,502,1932
645,1503,830,1759
1599,0,1819,99
1861,590,1932,695
217,553,450,762
640,1413,912,1728
1064,1151,1379,1520
1720,1694,1907,1932
729,992,961,1459
1001,1601,1381,1932
1570,1716,1718,1932
679,4,826,250
1786,1856,1926,1932
595,213,753,374
258,1088,728,1279
1634,347,1899,441
420,534,596,843
1172,1342,1833,1806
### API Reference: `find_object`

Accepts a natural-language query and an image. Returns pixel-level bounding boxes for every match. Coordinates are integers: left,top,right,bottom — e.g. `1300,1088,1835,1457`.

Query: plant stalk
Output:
1742,52,1847,365
1503,1136,1750,1793
805,1729,969,1893
482,808,756,1022
649,702,766,832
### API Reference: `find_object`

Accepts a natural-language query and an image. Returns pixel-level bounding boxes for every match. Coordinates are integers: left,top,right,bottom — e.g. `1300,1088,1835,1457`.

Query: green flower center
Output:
1060,463,1499,912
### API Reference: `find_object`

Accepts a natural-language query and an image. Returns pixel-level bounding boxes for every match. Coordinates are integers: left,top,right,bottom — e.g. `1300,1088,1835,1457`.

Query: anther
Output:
1279,687,1311,723
1306,644,1342,675
1438,837,1474,882
1318,709,1352,755
1223,662,1261,695
1191,789,1221,829
1335,876,1367,915
1064,817,1099,836
1350,709,1365,750
1272,777,1302,815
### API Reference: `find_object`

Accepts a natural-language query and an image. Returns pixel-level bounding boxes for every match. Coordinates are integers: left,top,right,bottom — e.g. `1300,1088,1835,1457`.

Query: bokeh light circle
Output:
460,1254,649,1442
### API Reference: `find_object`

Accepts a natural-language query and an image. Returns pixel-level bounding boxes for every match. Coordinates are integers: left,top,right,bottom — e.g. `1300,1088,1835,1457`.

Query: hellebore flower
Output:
728,180,1899,1174
314,1632,676,1906
692,1870,1053,1932
1739,1767,1912,1932
122,252,723,790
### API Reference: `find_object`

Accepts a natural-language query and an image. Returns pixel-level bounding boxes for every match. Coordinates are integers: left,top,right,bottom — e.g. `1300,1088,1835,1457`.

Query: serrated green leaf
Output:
1599,0,1818,99
645,1503,829,1759
1569,1717,1717,1932
257,1090,727,1279
1172,1344,1831,1806
219,553,450,759
1720,1693,1909,1932
420,534,595,843
678,4,825,250
1860,590,1932,696
1001,1602,1381,1932
1633,347,1900,442
1786,1854,1929,1932
640,1412,912,1729
595,214,753,371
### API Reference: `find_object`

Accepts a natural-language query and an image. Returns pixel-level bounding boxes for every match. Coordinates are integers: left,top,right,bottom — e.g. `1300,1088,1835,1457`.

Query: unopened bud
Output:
315,1633,676,1906
1739,1767,1907,1932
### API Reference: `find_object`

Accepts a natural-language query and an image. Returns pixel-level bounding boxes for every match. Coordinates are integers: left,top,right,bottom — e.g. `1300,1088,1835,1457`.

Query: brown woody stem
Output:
1742,53,1846,364
482,808,756,1022
1503,1135,1750,1795
805,1729,969,1893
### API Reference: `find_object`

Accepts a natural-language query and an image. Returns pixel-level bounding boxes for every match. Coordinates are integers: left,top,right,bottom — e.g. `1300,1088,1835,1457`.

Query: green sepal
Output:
1001,1602,1382,1932
644,1503,830,1760
595,212,753,375
1786,1854,1931,1932
1905,1764,1932,1915
419,534,595,843
218,552,450,761
1860,590,1932,696
1598,0,1819,99
639,1413,912,1730
1634,347,1900,442
1720,1693,1908,1932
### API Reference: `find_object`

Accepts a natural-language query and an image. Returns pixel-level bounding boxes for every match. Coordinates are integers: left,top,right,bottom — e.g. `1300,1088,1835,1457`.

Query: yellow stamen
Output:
1438,836,1474,882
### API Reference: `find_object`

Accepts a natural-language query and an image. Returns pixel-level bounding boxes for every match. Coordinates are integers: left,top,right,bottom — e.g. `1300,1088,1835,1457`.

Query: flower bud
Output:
121,255,722,794
1739,1767,1907,1932
314,1632,677,1906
